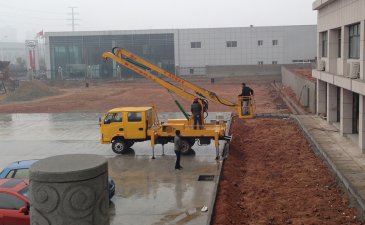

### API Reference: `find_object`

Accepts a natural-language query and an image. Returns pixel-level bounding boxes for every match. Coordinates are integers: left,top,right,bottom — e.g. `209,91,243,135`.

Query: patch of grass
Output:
5,80,60,102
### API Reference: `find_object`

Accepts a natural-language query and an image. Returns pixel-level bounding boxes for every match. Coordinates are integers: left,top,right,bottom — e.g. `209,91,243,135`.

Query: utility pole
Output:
67,7,79,32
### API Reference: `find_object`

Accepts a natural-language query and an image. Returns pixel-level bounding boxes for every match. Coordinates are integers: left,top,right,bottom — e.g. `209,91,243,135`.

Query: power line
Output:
67,7,80,32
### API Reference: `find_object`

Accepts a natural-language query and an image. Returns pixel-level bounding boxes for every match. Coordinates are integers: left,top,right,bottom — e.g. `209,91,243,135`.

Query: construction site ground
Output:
0,77,364,224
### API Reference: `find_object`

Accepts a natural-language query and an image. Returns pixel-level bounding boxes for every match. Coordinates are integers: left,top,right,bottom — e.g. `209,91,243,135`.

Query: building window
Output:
189,68,194,74
191,42,201,49
272,61,278,64
258,61,263,65
321,31,328,57
338,29,341,58
349,23,360,59
226,41,237,48
272,40,278,46
258,40,263,46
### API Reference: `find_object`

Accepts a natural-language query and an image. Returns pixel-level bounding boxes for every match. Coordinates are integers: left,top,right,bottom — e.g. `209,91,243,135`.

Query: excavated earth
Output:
212,118,361,225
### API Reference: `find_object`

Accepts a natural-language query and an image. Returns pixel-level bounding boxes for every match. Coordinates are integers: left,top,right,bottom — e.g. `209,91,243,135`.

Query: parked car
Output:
0,178,30,225
0,159,115,199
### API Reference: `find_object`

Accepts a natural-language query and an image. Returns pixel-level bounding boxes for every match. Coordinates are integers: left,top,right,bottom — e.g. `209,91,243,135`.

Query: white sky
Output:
0,0,317,41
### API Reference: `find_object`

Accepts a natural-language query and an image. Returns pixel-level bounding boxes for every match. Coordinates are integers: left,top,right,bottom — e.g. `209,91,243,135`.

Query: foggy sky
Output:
0,0,316,42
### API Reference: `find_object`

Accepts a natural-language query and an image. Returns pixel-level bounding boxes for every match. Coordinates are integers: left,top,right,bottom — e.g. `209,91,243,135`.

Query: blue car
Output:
0,159,115,199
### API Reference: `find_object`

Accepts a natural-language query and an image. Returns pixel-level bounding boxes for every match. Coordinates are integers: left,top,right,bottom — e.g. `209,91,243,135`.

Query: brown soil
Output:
0,80,287,113
212,118,361,225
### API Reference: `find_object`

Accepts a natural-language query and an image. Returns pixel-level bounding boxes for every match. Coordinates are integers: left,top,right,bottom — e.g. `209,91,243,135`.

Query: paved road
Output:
0,112,229,225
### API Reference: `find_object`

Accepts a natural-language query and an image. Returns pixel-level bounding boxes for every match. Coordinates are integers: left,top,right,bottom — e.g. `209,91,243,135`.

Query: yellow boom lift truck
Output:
100,48,254,159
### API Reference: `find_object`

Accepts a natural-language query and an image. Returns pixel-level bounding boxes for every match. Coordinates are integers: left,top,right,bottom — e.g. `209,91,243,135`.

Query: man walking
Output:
238,83,254,115
174,130,183,170
191,98,203,129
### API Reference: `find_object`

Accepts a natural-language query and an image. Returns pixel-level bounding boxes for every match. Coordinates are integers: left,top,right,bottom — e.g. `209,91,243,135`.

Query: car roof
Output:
5,159,38,170
0,179,29,192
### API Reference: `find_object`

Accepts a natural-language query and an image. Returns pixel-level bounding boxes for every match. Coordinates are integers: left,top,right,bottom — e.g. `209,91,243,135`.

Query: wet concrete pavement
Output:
0,112,229,225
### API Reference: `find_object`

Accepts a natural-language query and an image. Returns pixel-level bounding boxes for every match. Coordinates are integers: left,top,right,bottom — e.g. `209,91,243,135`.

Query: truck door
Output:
125,111,146,139
102,112,124,142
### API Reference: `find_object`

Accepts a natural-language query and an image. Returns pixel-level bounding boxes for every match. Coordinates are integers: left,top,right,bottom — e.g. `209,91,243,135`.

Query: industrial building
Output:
45,25,316,79
312,0,365,151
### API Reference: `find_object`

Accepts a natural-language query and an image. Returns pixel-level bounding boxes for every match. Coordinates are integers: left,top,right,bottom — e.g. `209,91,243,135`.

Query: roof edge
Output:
313,0,337,10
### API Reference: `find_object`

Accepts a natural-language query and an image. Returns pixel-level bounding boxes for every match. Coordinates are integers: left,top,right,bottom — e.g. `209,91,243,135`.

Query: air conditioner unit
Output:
348,62,360,79
318,60,326,71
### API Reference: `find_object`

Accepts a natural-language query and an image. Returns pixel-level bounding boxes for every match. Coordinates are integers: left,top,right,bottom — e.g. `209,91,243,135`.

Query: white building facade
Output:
312,0,365,151
45,25,316,78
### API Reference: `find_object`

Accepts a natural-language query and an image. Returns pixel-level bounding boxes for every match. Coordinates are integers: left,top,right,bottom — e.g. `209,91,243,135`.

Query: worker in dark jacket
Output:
238,83,254,115
174,130,183,170
191,98,203,129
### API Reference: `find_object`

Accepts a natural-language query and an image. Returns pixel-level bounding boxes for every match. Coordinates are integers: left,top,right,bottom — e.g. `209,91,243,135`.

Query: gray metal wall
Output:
176,25,317,75
281,66,316,113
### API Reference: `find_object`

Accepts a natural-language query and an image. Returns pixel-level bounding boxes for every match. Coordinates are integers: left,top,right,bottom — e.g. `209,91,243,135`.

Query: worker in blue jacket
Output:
238,83,254,115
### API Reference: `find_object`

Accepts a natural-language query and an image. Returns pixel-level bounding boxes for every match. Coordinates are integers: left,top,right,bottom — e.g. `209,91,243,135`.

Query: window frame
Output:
349,23,360,59
338,29,342,58
190,42,201,49
272,40,278,46
127,112,142,122
226,41,237,48
258,40,263,46
321,31,328,57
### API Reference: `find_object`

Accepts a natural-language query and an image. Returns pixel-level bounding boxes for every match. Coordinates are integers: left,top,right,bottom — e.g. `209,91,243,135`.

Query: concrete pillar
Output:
329,29,338,74
340,88,353,135
317,79,327,115
359,95,365,152
327,83,338,123
30,154,109,225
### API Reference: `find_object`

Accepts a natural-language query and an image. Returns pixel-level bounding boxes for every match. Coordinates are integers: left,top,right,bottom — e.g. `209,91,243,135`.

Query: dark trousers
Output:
193,114,203,129
175,150,181,169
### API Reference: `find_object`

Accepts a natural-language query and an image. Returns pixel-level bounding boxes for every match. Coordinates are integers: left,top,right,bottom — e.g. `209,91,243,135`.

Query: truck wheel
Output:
188,138,195,147
181,139,192,155
112,139,127,154
126,140,135,148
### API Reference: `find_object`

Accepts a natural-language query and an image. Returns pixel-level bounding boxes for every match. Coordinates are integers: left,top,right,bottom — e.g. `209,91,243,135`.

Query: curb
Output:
291,115,365,219
206,113,232,225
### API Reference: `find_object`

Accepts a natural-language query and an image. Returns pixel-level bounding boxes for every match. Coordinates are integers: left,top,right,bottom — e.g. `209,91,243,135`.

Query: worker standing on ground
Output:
239,83,254,115
191,98,203,129
174,130,183,170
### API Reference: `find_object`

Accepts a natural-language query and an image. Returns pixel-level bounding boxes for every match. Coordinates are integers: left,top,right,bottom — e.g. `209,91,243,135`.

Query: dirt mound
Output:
5,80,60,102
212,118,360,225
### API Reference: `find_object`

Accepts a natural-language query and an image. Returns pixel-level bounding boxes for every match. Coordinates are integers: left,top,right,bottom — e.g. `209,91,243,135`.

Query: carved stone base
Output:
30,154,109,225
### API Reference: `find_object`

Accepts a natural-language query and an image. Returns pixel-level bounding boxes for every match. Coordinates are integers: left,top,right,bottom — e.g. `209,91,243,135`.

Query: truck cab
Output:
100,107,156,154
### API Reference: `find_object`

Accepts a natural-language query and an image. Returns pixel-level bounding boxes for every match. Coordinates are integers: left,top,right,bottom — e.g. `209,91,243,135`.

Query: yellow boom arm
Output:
102,52,197,103
102,48,254,118
112,48,237,107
